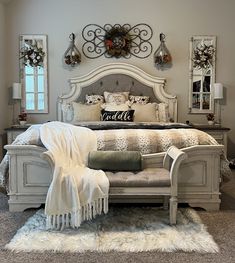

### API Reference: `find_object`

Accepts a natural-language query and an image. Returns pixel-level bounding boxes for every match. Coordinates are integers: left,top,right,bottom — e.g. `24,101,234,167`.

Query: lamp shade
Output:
12,83,22,99
214,83,223,99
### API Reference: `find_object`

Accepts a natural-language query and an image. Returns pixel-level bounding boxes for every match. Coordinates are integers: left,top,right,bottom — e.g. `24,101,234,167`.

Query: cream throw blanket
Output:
40,122,109,230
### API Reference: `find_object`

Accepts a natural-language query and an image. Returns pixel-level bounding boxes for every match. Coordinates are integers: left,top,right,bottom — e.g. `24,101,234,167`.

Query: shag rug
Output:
5,207,219,253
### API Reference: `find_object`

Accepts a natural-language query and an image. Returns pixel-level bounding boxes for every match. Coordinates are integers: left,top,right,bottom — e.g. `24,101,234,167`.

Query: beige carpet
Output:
5,207,219,253
0,171,235,262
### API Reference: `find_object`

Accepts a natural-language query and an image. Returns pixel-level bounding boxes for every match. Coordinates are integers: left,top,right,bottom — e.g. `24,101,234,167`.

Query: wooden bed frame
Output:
5,63,223,212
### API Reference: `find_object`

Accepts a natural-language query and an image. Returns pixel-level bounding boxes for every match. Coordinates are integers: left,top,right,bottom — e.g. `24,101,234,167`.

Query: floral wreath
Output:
193,43,215,70
20,41,45,67
104,27,132,58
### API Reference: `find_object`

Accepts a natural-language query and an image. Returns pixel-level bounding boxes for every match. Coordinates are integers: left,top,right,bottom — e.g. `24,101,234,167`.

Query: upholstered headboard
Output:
57,63,178,122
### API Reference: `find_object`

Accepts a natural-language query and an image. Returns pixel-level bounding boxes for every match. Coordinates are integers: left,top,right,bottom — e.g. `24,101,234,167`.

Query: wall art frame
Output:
189,35,216,114
19,34,48,113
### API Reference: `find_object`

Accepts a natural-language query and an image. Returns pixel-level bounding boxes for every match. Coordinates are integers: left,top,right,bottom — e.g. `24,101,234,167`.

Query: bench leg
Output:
170,196,177,225
163,196,169,210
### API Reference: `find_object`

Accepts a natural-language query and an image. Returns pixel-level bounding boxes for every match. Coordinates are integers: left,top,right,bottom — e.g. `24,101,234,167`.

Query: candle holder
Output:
154,33,172,70
64,33,81,67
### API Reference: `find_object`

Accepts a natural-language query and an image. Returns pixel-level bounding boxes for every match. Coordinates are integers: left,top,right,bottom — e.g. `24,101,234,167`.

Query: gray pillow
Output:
88,151,143,171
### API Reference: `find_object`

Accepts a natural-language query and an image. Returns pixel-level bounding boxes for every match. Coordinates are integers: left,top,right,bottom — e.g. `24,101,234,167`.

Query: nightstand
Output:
5,124,31,144
191,124,230,156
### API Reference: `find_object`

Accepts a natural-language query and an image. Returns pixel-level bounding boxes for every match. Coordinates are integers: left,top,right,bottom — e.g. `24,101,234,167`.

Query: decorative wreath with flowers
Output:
193,43,215,69
206,113,215,121
20,42,45,67
18,110,27,121
104,27,132,58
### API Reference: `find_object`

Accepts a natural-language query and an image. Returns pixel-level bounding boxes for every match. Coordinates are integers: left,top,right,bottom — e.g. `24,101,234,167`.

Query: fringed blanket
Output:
40,122,109,229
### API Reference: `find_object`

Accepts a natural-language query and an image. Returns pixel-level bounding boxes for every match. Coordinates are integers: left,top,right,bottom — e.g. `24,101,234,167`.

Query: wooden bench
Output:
42,146,187,225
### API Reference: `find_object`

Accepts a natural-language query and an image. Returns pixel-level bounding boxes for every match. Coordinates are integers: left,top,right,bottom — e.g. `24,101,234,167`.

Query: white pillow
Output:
131,103,159,122
104,91,129,104
72,102,101,122
158,103,170,122
102,102,130,111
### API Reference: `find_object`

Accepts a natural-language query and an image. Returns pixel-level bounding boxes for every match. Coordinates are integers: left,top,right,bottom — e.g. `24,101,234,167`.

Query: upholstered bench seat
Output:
42,146,187,225
105,168,171,187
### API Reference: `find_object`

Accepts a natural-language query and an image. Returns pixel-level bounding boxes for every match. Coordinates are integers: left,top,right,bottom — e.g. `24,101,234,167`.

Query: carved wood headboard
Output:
57,63,177,122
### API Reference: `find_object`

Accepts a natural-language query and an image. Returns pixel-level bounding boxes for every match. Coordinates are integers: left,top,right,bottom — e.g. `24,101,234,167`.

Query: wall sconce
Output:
154,33,172,70
64,33,81,67
214,83,223,125
12,82,22,125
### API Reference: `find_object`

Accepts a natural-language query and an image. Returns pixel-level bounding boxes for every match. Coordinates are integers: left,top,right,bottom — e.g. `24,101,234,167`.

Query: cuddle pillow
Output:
104,91,129,104
85,94,104,104
131,103,159,122
88,151,143,171
129,95,150,104
101,109,134,122
72,102,101,122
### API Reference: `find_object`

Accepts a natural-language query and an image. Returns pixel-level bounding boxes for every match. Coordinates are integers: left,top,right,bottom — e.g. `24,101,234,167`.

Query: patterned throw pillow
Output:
104,91,129,105
101,109,134,122
129,95,150,104
85,94,104,104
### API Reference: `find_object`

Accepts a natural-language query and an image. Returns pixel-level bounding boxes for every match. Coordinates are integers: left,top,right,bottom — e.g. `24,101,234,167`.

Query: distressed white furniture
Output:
4,63,224,212
5,144,223,213
5,126,29,144
42,146,187,225
191,124,230,156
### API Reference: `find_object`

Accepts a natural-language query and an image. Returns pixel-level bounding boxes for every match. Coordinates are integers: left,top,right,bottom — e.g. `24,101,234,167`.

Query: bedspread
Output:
0,124,231,193
96,128,218,153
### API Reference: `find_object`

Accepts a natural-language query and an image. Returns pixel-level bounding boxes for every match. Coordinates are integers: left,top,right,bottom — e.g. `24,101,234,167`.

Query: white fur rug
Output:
5,207,219,253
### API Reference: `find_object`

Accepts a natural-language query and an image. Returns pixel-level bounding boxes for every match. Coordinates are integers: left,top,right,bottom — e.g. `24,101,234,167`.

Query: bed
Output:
4,63,225,212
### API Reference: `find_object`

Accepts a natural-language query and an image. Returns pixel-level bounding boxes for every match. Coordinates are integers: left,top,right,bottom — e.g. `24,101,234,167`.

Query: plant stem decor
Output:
193,43,215,70
104,27,132,58
20,41,45,68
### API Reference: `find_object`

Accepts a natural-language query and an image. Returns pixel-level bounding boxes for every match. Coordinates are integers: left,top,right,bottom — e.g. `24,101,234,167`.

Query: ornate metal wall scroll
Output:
82,23,153,59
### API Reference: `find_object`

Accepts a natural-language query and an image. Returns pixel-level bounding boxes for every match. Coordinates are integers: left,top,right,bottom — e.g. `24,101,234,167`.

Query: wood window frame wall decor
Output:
19,34,48,113
189,35,216,114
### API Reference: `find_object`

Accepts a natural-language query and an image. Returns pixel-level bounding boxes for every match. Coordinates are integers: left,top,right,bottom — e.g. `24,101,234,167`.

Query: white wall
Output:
0,3,8,134
4,0,235,157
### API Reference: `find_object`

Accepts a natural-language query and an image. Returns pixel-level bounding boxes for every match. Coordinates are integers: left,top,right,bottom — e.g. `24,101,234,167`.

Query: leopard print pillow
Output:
129,95,150,104
85,94,104,104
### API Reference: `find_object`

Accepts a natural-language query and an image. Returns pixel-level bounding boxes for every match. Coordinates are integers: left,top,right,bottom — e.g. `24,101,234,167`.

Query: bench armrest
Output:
163,146,187,196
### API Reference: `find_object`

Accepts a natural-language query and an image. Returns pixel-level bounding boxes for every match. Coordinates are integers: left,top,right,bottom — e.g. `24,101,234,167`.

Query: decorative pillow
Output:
101,109,134,122
129,95,150,104
72,102,101,122
88,151,142,171
131,103,159,122
85,94,104,104
104,91,129,105
101,102,130,112
158,103,170,122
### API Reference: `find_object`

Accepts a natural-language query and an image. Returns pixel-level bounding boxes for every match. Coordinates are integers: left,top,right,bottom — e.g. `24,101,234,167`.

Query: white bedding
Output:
0,122,110,229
